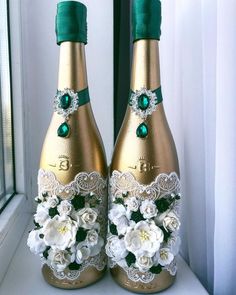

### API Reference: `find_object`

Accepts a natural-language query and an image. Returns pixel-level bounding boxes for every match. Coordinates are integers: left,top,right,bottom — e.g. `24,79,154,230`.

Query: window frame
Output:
0,0,16,212
0,0,31,285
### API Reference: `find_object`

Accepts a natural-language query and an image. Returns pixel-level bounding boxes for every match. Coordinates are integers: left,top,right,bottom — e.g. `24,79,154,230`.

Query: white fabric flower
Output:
116,215,129,235
124,220,164,256
86,229,99,246
106,236,128,262
77,208,98,229
34,204,50,226
90,237,104,257
76,243,91,264
155,210,170,226
125,197,140,212
43,215,78,250
27,229,46,255
140,200,157,219
108,204,127,225
163,212,181,232
155,248,174,266
135,253,153,272
48,249,74,271
167,235,181,256
57,200,72,216
45,195,59,209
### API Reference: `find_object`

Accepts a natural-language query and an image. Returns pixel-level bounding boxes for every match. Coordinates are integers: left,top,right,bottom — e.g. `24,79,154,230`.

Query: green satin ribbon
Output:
56,1,87,45
129,86,163,106
132,0,162,42
77,87,90,106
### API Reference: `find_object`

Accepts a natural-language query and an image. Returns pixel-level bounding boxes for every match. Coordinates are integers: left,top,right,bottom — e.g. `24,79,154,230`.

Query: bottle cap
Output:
56,1,87,45
132,0,162,42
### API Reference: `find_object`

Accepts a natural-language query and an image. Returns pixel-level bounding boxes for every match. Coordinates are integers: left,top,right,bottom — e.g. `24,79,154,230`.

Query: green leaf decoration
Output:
42,192,48,198
71,195,85,210
125,252,136,267
130,210,145,223
155,198,171,213
49,207,59,218
114,198,124,205
35,199,42,204
76,227,87,242
160,226,171,242
68,262,81,270
43,246,50,259
150,264,162,274
39,234,44,239
109,223,118,235
175,194,181,200
33,220,40,228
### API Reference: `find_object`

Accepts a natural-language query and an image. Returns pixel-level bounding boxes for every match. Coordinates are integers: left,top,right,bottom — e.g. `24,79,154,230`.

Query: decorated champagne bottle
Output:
106,0,181,293
27,1,107,289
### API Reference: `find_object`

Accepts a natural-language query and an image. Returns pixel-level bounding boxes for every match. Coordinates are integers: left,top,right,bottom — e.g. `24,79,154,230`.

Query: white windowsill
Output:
0,217,208,295
0,195,31,285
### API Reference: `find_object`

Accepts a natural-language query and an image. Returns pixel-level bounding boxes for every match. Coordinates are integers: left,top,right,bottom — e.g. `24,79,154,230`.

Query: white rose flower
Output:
167,235,181,256
116,215,129,235
43,215,78,250
90,237,104,257
77,208,98,229
106,236,128,262
45,195,59,209
135,253,153,272
155,210,168,225
108,204,127,225
125,197,140,212
27,229,46,255
48,249,74,272
140,200,157,219
57,200,72,216
86,229,99,246
34,204,50,226
124,220,164,256
155,248,174,266
163,212,181,232
76,243,91,264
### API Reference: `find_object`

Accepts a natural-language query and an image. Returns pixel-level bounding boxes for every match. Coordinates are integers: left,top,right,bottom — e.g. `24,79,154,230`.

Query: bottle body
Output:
107,40,180,293
38,42,107,289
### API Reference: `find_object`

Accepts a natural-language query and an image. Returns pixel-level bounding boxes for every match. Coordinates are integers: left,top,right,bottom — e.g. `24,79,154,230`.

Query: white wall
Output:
19,0,113,202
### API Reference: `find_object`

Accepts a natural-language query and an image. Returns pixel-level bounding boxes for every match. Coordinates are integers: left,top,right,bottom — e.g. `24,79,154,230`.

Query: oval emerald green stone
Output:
136,123,148,138
60,94,71,110
57,122,70,138
138,94,150,110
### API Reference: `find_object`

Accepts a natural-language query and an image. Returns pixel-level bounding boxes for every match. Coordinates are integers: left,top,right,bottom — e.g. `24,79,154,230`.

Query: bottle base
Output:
110,266,175,294
42,264,106,289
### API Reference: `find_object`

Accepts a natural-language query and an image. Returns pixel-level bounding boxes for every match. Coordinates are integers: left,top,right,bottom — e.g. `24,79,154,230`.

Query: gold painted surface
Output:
110,39,179,293
42,265,106,289
111,267,175,294
40,42,107,288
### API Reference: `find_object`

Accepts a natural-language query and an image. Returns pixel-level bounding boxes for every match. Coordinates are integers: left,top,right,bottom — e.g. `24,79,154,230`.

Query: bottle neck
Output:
131,39,161,92
58,42,88,91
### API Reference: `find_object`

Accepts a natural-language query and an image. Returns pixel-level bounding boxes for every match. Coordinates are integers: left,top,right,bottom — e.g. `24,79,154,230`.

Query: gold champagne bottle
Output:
27,1,107,289
106,0,181,293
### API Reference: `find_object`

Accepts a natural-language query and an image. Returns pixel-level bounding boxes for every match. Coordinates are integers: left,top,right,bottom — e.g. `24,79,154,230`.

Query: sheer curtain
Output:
160,1,236,294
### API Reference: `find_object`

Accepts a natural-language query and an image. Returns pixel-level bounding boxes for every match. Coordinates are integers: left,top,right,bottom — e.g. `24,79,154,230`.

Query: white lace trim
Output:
110,170,180,201
50,252,107,281
108,170,180,283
